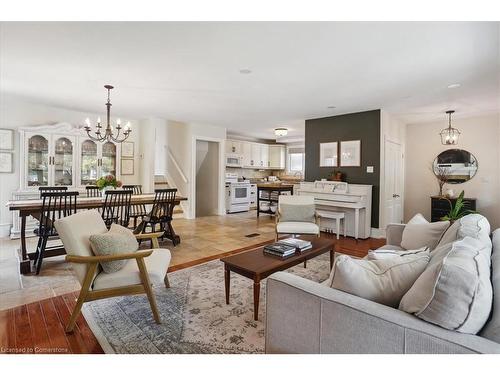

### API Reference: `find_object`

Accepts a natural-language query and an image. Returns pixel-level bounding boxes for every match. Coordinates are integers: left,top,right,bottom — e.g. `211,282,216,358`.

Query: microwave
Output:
226,154,243,168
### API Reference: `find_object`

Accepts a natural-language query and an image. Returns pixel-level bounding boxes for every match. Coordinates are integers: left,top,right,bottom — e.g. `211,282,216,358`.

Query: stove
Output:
225,173,251,213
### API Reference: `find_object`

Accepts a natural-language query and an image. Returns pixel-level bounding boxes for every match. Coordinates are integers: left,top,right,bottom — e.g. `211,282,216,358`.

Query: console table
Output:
430,196,477,222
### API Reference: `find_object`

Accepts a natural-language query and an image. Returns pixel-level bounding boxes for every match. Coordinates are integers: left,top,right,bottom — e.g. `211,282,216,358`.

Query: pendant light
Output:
439,110,460,145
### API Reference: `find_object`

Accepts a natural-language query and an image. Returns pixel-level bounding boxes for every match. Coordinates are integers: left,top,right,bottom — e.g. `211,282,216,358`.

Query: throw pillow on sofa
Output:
89,223,139,273
328,250,430,307
366,246,428,261
399,236,493,334
437,213,491,248
401,214,449,251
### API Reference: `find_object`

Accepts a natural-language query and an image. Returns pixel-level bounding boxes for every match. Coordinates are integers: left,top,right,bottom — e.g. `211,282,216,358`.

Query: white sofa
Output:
265,214,500,354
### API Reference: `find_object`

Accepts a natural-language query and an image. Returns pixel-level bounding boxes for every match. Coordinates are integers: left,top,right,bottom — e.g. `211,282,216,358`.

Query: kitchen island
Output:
256,183,294,217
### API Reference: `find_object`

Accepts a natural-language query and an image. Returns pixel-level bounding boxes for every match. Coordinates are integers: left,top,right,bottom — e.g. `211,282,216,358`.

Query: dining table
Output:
6,193,187,274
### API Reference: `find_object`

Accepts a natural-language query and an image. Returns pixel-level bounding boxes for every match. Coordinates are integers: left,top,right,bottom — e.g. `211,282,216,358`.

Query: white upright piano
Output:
297,181,372,239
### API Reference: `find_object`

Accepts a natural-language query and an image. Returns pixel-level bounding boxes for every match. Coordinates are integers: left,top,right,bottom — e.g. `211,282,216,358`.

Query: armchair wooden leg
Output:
164,274,170,288
136,257,161,324
66,263,97,333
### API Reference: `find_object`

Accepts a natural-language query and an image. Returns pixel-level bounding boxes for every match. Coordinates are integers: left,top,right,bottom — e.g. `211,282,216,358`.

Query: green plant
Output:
96,174,122,190
440,190,477,222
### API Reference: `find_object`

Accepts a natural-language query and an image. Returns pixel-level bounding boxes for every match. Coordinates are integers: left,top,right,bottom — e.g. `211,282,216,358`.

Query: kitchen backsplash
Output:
226,167,278,179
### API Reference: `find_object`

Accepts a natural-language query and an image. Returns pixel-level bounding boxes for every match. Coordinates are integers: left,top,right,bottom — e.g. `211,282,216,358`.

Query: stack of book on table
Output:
263,238,313,259
278,238,312,252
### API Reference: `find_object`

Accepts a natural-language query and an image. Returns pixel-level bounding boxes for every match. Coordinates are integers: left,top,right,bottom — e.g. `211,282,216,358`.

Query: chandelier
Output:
84,85,132,143
439,110,460,145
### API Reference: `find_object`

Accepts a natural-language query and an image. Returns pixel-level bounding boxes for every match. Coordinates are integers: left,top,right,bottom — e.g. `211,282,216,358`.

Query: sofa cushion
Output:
437,214,491,248
480,229,500,343
92,248,171,290
367,246,428,261
279,203,316,223
89,224,139,273
399,236,493,334
328,251,430,307
401,214,449,251
276,221,319,235
375,244,405,251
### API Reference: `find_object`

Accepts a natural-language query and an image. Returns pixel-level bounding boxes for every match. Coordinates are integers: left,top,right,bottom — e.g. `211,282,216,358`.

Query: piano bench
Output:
316,210,346,240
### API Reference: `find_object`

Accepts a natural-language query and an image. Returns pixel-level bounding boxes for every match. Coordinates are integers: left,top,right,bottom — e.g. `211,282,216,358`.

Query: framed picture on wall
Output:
319,142,338,167
121,158,134,175
121,141,134,158
340,140,361,167
0,129,14,150
0,151,13,173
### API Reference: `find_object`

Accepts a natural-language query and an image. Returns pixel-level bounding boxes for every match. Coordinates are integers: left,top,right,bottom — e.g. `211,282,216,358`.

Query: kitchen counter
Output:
256,183,294,189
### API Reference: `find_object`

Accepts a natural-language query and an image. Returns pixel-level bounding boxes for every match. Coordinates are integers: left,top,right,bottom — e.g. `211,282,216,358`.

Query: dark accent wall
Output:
305,109,381,228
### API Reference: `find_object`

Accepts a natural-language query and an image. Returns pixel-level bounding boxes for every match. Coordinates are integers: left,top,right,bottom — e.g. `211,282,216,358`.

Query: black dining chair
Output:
34,191,79,274
136,188,179,246
38,186,68,198
85,185,101,197
122,184,148,229
101,190,132,229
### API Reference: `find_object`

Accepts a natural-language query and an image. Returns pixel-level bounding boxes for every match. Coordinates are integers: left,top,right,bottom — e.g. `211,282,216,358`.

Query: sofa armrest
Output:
385,223,406,246
265,272,500,354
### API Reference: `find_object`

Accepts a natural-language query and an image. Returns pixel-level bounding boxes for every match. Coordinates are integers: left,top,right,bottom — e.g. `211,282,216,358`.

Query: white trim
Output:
0,223,11,238
370,227,386,239
190,135,226,219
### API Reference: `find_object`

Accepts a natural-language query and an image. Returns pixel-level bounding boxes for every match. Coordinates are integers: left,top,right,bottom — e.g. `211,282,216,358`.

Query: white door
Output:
384,140,403,225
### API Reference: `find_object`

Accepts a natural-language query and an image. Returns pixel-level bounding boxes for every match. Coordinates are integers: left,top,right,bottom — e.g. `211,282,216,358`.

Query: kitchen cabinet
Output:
251,143,261,168
242,142,253,167
269,145,286,169
260,144,269,168
226,140,243,154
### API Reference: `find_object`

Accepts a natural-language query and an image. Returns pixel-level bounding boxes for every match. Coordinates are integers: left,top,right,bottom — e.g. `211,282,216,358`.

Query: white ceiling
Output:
1,22,499,139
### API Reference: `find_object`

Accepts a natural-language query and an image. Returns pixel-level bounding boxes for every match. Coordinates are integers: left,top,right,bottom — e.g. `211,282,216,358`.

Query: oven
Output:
226,154,243,168
226,182,251,213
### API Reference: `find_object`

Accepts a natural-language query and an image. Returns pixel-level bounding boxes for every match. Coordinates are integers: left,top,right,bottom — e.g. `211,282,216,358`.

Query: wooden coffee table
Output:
221,236,336,320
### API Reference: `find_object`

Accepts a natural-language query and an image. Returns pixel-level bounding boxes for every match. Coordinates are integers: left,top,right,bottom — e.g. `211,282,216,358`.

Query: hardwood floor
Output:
0,219,384,354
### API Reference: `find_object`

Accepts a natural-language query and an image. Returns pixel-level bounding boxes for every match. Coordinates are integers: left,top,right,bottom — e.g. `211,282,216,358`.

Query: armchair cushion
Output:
279,203,316,223
92,248,171,290
276,222,319,235
89,224,139,273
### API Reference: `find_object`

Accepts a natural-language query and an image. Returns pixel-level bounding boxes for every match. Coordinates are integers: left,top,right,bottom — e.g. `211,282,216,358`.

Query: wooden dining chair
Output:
54,209,171,333
38,186,68,198
85,185,101,197
34,191,79,274
136,188,179,246
122,184,148,229
101,190,132,229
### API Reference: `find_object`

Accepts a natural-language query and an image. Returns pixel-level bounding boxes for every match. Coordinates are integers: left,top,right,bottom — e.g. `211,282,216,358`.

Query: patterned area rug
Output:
82,253,332,354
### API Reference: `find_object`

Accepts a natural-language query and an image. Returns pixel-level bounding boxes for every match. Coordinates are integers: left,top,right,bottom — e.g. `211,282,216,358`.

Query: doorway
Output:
195,140,220,217
384,140,404,225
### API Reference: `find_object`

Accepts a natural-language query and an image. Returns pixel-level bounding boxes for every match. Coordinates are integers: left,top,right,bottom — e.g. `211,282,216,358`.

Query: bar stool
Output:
316,210,346,240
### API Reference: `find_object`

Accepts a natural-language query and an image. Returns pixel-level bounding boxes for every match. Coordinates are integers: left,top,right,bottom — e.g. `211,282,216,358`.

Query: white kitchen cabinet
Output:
260,144,269,168
225,140,243,154
242,142,253,167
251,143,261,168
269,145,286,169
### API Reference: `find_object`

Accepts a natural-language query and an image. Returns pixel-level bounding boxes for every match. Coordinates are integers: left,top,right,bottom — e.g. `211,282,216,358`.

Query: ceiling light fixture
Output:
84,85,131,143
274,128,288,137
447,83,461,89
439,110,460,145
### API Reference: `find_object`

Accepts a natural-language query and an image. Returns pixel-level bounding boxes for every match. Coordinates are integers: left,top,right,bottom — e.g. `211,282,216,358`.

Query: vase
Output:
101,186,115,198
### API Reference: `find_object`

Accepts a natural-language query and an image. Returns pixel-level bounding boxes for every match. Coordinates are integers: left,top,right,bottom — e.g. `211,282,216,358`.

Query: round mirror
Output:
433,149,478,184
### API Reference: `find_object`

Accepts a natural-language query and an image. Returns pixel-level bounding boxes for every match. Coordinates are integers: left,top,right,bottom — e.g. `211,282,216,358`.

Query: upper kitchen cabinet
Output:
226,139,243,154
242,142,253,167
260,144,269,168
19,123,121,191
269,145,286,169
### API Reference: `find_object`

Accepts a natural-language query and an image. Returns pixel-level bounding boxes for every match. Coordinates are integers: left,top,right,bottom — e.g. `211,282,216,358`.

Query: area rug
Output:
82,253,332,354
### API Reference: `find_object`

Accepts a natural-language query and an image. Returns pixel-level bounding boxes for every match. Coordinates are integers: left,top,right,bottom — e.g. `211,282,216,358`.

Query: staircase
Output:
154,174,184,217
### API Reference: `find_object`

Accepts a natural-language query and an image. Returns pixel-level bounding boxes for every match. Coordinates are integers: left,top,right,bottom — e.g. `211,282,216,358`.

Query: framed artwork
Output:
319,142,338,167
0,151,13,173
340,140,361,167
0,129,14,150
121,141,134,158
121,158,134,175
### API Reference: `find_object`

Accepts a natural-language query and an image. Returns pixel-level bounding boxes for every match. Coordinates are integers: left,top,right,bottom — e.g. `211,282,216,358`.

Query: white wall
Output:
0,94,141,237
379,110,406,232
405,113,500,229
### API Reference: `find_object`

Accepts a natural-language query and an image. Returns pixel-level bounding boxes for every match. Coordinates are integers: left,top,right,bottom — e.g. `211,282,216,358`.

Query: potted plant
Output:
96,174,122,194
440,190,477,222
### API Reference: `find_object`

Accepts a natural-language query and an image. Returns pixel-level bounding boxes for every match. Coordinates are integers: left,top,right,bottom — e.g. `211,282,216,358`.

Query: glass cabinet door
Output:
54,137,74,186
81,140,98,185
27,135,49,187
101,141,117,177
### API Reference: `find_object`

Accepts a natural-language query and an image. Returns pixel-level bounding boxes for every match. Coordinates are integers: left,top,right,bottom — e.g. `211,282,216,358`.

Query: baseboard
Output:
0,223,11,238
370,227,386,239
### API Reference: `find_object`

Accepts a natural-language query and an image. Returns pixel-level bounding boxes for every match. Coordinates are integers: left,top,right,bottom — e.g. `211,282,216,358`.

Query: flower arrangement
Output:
96,174,122,190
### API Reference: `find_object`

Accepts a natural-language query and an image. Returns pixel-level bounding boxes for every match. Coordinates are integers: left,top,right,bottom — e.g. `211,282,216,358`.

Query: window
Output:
288,146,305,174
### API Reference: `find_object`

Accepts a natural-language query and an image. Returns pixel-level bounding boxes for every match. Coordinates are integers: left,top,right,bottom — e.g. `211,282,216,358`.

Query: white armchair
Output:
275,195,320,241
54,209,171,332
